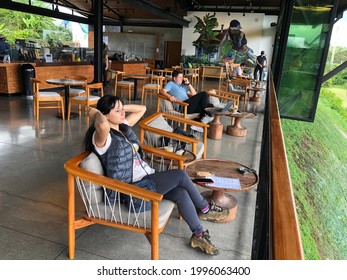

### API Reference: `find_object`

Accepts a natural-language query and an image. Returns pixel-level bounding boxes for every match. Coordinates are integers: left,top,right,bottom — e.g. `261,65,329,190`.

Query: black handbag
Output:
163,127,195,152
124,175,157,213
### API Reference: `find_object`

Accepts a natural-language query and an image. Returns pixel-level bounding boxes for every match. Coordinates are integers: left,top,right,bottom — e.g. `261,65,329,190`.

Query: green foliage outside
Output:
0,0,73,47
192,13,220,55
281,53,347,259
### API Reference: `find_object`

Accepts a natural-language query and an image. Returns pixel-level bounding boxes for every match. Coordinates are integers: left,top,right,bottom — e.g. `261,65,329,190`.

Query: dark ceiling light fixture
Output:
249,0,254,13
243,0,254,15
115,8,135,13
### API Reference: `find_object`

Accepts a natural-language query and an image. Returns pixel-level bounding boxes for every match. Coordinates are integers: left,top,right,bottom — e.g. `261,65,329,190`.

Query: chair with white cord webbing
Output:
64,145,185,260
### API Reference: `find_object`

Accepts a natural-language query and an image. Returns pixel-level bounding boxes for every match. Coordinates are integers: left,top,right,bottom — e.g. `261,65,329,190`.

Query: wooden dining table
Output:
205,107,231,140
186,159,258,222
226,111,257,137
248,86,265,102
46,78,86,119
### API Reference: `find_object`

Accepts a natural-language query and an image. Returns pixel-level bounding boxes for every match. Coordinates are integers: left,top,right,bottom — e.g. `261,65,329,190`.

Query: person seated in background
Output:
232,62,247,78
161,69,214,123
0,34,10,60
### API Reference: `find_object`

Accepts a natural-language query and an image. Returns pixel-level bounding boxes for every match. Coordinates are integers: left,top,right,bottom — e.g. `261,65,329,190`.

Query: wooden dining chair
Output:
62,75,87,114
67,82,104,124
141,70,165,105
113,71,134,100
31,78,65,121
227,77,252,101
183,67,200,88
138,112,208,160
163,68,173,85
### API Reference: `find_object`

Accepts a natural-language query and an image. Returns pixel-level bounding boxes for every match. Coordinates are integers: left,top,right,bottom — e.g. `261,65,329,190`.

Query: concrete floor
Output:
0,78,264,260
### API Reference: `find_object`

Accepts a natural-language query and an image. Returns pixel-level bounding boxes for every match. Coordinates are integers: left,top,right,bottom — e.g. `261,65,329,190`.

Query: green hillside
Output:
281,89,347,260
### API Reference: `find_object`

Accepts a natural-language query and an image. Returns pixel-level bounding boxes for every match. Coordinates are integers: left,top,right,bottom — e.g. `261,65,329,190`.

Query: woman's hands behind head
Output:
124,104,146,126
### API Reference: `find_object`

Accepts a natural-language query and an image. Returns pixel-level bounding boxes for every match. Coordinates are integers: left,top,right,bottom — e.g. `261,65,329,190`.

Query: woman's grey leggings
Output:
148,169,208,235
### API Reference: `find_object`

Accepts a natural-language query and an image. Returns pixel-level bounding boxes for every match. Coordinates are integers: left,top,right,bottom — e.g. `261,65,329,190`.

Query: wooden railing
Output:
252,72,304,259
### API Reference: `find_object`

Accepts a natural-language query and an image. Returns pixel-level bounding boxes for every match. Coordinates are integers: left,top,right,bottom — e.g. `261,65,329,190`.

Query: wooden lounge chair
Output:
64,145,186,260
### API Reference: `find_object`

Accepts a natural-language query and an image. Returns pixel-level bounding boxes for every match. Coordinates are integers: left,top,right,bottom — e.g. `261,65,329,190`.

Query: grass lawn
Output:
329,86,347,108
281,90,347,260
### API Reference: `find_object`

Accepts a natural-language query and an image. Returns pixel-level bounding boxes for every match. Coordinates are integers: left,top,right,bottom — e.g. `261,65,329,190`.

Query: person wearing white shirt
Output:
232,62,246,78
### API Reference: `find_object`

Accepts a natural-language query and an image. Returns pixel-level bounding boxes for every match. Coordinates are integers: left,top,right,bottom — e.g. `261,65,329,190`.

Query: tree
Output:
0,0,72,46
192,13,220,55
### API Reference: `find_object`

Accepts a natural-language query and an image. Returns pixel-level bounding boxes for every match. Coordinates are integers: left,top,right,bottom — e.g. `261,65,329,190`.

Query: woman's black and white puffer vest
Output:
97,125,143,202
99,125,143,183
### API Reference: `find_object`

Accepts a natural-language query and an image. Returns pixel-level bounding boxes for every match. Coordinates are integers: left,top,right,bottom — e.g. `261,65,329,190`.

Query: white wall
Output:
182,12,277,62
261,15,278,64
105,26,182,60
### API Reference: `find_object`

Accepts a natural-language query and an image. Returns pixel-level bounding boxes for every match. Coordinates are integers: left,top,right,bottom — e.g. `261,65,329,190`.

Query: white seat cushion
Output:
229,83,245,93
148,115,174,132
39,91,61,97
208,89,225,107
118,81,134,85
69,88,85,94
71,95,100,101
79,152,104,204
145,115,174,146
145,83,159,87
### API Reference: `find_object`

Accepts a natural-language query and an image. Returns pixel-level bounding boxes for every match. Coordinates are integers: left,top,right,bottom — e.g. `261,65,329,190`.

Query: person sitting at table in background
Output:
253,51,267,81
84,95,229,255
102,42,109,87
232,62,247,78
161,69,214,123
0,34,10,60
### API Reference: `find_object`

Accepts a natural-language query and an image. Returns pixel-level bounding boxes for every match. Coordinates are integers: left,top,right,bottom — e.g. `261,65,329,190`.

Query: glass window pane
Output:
277,1,335,121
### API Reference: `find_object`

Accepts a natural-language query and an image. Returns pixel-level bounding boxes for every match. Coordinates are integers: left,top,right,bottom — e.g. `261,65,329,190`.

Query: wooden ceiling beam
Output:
125,0,190,27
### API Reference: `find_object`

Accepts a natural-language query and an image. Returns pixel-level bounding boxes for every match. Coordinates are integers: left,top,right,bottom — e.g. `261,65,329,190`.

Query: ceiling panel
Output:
3,1,347,27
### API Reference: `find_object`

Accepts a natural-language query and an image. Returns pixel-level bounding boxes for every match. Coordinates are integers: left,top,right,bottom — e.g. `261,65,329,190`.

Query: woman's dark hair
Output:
240,62,246,67
97,95,122,114
83,95,123,151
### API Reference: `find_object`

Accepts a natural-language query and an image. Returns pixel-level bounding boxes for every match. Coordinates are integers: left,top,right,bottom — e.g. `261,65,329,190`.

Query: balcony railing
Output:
252,70,304,260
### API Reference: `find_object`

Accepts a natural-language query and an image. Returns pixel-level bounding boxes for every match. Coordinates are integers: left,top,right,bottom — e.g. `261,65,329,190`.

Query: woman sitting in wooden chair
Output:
85,95,229,255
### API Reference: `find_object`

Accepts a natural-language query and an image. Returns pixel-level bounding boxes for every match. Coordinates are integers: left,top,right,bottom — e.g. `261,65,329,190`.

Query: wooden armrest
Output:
64,152,163,202
208,90,241,98
161,112,209,128
157,94,188,107
142,144,186,162
139,112,209,130
140,125,200,144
